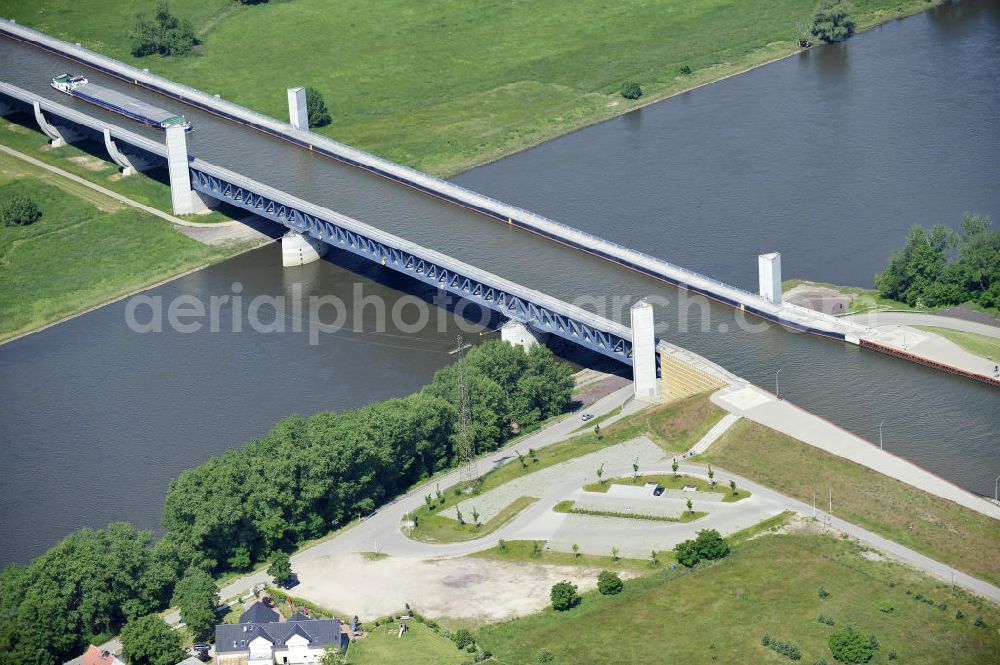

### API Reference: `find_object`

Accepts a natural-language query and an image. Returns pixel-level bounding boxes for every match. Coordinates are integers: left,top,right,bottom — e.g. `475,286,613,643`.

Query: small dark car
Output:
653,485,665,497
279,572,300,590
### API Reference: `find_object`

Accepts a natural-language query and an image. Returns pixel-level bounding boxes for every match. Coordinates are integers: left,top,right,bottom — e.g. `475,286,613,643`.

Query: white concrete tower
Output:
287,87,309,130
630,299,660,401
165,125,211,215
500,320,544,350
758,252,782,304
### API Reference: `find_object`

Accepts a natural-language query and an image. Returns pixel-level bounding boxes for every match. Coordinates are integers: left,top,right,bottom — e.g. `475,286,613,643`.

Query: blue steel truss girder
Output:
189,167,634,364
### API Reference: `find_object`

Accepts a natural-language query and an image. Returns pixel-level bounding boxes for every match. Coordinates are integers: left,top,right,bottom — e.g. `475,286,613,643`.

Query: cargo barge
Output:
50,73,191,131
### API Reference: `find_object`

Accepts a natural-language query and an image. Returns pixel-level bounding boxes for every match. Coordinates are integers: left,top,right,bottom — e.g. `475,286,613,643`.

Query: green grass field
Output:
347,621,466,665
1,116,236,222
0,150,233,340
0,0,944,176
583,472,751,502
476,532,1000,665
915,326,1000,360
408,496,537,544
701,419,1000,586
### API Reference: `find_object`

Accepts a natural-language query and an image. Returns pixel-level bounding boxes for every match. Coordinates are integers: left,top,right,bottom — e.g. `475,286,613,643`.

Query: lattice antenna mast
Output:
455,335,478,488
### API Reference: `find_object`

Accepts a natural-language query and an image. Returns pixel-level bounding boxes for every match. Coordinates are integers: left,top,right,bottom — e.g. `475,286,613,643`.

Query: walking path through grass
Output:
700,418,1000,587
0,150,259,342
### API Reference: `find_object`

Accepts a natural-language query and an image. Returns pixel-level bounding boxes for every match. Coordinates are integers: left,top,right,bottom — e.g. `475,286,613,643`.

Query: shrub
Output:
674,529,730,568
537,649,555,663
762,634,801,660
955,609,964,620
810,0,856,43
817,613,835,626
1,195,41,227
819,585,830,599
550,581,580,611
268,552,292,584
828,625,875,663
597,570,623,596
679,64,692,75
878,600,893,614
306,87,332,127
974,616,986,628
129,0,196,57
619,82,643,100
452,629,474,650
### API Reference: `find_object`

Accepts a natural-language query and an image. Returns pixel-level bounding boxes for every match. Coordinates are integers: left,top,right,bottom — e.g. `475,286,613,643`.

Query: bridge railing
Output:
0,18,783,320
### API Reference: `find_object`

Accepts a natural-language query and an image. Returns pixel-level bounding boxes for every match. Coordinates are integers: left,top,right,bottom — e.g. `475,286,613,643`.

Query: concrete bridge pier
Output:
501,320,546,350
630,299,661,402
758,252,782,304
102,128,136,176
32,101,66,147
287,87,308,131
165,125,214,215
281,231,328,267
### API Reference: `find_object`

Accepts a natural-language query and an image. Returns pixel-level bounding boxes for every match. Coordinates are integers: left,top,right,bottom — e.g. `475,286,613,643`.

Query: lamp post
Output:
879,419,885,451
995,474,1000,503
775,367,782,399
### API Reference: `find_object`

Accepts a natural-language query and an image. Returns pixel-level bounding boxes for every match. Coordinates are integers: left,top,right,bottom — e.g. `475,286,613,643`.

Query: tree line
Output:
0,340,573,664
875,214,998,310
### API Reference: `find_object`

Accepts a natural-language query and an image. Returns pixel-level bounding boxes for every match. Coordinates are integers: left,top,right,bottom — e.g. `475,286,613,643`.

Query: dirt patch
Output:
294,552,607,622
785,283,854,315
67,155,108,172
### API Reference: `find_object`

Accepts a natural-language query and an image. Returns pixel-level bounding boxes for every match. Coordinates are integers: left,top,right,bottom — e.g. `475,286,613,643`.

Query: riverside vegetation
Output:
0,341,573,664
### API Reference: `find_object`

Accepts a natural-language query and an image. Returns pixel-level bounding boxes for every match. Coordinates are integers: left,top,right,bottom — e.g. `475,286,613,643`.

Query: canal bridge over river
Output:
0,20,878,392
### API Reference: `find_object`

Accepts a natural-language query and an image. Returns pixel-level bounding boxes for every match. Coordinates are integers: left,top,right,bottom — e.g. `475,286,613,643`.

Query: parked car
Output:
279,572,300,590
653,485,665,497
580,413,594,421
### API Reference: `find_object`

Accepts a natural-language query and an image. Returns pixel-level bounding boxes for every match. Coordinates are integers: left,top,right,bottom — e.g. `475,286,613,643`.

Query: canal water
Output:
0,1,997,564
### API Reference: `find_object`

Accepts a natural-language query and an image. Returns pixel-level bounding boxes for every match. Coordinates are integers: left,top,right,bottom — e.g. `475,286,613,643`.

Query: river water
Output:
0,1,997,565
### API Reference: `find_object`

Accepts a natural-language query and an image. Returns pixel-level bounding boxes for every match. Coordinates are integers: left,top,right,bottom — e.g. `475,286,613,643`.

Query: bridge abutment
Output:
32,101,66,147
102,128,136,176
287,87,309,131
758,252,782,304
501,320,546,350
165,125,214,215
630,299,660,402
281,231,328,267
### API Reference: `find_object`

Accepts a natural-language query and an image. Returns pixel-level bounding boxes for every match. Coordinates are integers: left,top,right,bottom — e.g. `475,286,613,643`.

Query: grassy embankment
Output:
583,473,751,502
914,326,1000,359
407,394,722,543
1,116,237,223
0,150,238,341
0,0,945,177
782,278,1000,320
701,419,1000,586
476,532,1000,665
347,621,465,665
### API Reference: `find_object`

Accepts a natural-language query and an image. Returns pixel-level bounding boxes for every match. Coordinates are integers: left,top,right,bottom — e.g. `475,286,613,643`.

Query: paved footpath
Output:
850,311,1000,380
711,384,1000,520
0,144,272,246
